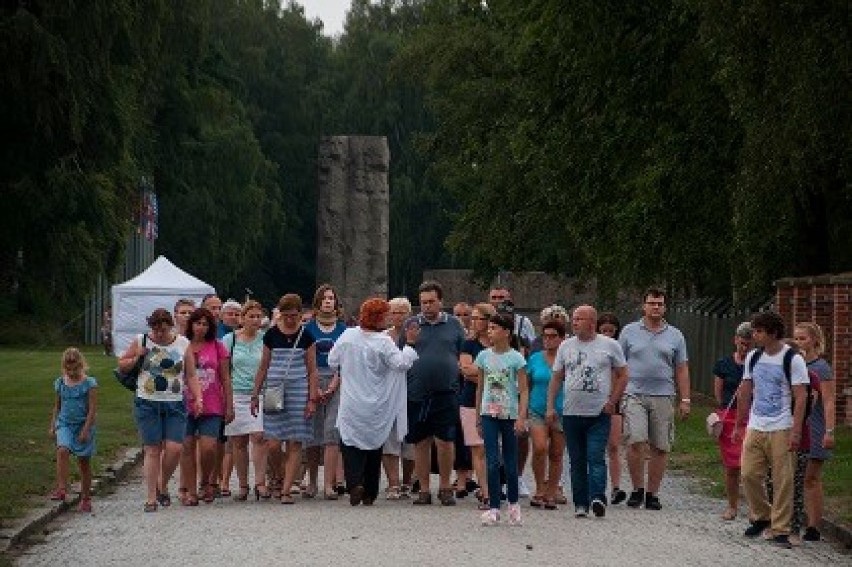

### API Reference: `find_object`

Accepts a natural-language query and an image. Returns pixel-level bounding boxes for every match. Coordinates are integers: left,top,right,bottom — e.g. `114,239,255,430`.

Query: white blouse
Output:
328,327,418,450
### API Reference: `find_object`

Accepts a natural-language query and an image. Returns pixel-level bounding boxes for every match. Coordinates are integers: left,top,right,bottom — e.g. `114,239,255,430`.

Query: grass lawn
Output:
670,399,852,526
0,346,138,524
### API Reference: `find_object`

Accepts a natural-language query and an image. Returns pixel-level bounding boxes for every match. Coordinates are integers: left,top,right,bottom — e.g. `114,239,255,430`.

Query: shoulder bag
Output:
113,335,147,392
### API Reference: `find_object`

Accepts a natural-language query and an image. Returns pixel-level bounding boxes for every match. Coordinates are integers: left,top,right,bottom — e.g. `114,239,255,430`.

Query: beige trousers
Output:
741,428,794,534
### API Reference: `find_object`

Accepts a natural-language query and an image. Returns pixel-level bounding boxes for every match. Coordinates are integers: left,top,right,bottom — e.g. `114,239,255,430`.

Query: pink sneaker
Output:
78,498,92,513
508,503,523,526
49,489,66,502
480,508,500,526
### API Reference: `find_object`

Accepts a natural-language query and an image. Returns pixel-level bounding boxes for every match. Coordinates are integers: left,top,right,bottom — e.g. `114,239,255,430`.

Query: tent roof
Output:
113,256,214,293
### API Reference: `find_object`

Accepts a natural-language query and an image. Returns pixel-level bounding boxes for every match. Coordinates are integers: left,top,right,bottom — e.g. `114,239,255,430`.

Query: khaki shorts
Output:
623,394,675,452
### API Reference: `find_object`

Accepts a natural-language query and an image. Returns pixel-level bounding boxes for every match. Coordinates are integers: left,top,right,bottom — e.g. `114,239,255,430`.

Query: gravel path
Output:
13,458,851,567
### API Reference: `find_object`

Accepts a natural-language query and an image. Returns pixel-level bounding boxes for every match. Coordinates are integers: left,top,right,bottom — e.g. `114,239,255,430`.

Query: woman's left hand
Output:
225,407,235,424
77,429,89,443
305,399,317,418
514,418,526,435
193,398,203,417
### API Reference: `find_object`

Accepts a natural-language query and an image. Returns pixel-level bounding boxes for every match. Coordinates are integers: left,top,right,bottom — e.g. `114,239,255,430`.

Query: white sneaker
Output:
518,478,530,498
508,503,523,526
481,508,500,526
575,506,588,518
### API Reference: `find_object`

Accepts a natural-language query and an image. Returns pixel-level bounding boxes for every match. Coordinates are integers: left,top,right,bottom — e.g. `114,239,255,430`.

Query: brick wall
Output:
776,273,852,425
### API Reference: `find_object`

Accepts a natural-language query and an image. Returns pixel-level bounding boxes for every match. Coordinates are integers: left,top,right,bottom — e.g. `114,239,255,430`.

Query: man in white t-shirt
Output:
546,305,627,518
734,311,808,549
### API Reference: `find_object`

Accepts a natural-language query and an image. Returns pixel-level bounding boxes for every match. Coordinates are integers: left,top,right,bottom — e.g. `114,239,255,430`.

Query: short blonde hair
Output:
795,322,825,357
388,296,412,314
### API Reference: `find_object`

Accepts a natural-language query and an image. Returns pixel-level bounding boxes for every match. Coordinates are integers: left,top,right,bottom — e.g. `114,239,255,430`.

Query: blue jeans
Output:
481,416,518,510
563,413,611,508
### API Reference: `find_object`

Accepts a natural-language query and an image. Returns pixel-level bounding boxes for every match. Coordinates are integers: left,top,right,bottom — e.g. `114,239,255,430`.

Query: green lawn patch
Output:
0,347,138,524
671,400,852,525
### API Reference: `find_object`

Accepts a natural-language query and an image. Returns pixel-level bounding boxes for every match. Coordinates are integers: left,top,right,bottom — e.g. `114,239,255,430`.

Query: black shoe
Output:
772,534,792,549
744,519,771,537
591,499,606,518
611,488,627,505
626,489,645,508
803,527,821,542
411,479,421,494
465,479,479,493
644,493,661,510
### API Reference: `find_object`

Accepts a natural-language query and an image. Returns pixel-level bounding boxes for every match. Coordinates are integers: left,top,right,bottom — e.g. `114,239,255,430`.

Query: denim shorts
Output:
133,397,187,446
186,414,224,439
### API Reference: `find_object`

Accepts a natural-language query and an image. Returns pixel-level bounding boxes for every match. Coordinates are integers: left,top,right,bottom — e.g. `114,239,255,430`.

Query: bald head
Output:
572,305,598,340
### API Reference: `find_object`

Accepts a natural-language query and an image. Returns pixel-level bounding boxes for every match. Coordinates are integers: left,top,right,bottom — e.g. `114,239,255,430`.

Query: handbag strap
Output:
266,325,305,389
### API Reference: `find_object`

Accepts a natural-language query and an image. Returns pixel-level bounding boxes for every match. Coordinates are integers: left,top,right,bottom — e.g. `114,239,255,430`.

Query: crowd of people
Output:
48,282,835,543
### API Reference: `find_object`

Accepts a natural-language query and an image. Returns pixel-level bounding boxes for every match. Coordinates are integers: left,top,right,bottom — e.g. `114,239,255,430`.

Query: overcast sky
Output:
301,0,349,37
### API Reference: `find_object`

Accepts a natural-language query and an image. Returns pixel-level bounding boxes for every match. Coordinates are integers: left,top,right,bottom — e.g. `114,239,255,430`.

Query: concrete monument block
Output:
316,136,389,316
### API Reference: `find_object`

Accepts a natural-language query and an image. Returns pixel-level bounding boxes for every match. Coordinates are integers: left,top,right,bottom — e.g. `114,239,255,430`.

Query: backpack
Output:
748,347,819,424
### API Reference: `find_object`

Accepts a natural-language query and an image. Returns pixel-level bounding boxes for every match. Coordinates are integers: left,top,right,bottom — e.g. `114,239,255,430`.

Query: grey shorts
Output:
528,412,563,433
383,421,415,459
308,374,340,447
623,394,675,452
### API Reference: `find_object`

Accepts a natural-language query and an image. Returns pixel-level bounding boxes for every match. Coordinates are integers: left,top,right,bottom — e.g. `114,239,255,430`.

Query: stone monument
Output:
316,136,389,316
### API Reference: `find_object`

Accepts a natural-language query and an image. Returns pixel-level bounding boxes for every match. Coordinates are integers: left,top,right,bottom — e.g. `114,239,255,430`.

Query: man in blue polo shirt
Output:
404,281,466,506
619,287,690,510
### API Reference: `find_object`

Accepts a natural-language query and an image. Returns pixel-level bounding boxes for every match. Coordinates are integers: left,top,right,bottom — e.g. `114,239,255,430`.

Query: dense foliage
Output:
0,0,848,323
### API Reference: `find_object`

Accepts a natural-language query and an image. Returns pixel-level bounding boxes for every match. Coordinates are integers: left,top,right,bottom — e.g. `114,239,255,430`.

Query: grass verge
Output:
670,399,852,525
0,346,137,524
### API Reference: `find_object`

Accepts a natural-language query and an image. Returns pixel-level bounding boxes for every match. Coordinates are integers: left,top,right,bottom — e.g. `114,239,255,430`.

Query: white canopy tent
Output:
110,256,215,355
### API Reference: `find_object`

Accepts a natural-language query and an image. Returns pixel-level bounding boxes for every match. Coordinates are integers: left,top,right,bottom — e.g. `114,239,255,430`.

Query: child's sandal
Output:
143,501,158,513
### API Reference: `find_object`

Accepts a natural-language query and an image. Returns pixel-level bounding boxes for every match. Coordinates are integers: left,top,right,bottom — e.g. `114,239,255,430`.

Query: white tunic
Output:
328,327,418,450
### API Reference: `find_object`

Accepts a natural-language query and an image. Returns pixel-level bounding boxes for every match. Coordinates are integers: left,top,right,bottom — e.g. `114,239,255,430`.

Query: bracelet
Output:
681,398,691,403
826,428,835,435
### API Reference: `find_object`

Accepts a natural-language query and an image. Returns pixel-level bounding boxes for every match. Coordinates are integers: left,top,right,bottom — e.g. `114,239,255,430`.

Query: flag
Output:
143,190,159,241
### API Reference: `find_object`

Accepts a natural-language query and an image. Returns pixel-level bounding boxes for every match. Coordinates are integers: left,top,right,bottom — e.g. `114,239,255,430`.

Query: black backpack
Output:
748,348,817,422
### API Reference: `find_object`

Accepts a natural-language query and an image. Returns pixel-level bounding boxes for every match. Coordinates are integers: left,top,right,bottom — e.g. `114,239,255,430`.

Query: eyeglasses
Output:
470,316,489,321
489,295,507,301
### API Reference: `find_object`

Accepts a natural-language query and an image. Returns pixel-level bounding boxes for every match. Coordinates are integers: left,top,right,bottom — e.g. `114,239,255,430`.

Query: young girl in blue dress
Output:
49,348,98,512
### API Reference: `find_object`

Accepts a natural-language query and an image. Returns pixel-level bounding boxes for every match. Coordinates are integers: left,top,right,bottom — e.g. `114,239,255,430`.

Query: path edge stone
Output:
0,447,142,554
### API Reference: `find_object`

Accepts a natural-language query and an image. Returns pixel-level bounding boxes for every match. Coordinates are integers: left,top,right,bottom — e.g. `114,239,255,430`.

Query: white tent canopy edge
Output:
110,256,215,355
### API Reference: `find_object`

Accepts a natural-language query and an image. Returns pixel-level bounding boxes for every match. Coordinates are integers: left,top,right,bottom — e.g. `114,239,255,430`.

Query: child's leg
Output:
501,420,519,504
56,447,70,491
79,457,92,499
481,417,501,510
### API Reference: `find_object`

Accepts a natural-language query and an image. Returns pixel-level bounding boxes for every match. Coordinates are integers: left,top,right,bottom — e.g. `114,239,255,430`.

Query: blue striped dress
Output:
263,325,315,442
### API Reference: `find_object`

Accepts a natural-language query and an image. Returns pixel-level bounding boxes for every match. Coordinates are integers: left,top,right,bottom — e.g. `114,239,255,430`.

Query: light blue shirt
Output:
619,319,688,397
526,352,563,417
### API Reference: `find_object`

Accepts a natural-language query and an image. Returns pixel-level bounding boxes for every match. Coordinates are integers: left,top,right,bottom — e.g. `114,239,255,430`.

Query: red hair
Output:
359,298,389,331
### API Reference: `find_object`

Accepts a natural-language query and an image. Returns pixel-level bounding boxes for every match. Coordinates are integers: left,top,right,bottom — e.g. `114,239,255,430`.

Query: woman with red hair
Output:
327,298,419,506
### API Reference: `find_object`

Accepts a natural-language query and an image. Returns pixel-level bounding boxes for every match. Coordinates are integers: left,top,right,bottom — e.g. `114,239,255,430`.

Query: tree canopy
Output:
0,0,848,326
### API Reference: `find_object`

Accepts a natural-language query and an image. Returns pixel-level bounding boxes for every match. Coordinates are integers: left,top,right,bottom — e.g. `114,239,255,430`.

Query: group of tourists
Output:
48,280,835,543
711,312,836,547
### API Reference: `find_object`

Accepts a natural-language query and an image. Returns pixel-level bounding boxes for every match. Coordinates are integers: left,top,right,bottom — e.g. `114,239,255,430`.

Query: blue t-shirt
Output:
460,339,487,408
475,348,526,420
306,319,347,372
526,351,563,417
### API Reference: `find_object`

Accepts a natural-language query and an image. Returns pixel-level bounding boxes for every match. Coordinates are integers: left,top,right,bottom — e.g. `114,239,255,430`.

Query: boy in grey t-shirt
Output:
547,305,627,518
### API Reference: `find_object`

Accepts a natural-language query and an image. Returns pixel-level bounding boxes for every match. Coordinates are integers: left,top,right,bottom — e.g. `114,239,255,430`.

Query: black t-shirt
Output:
712,355,743,409
263,325,316,351
460,338,487,408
